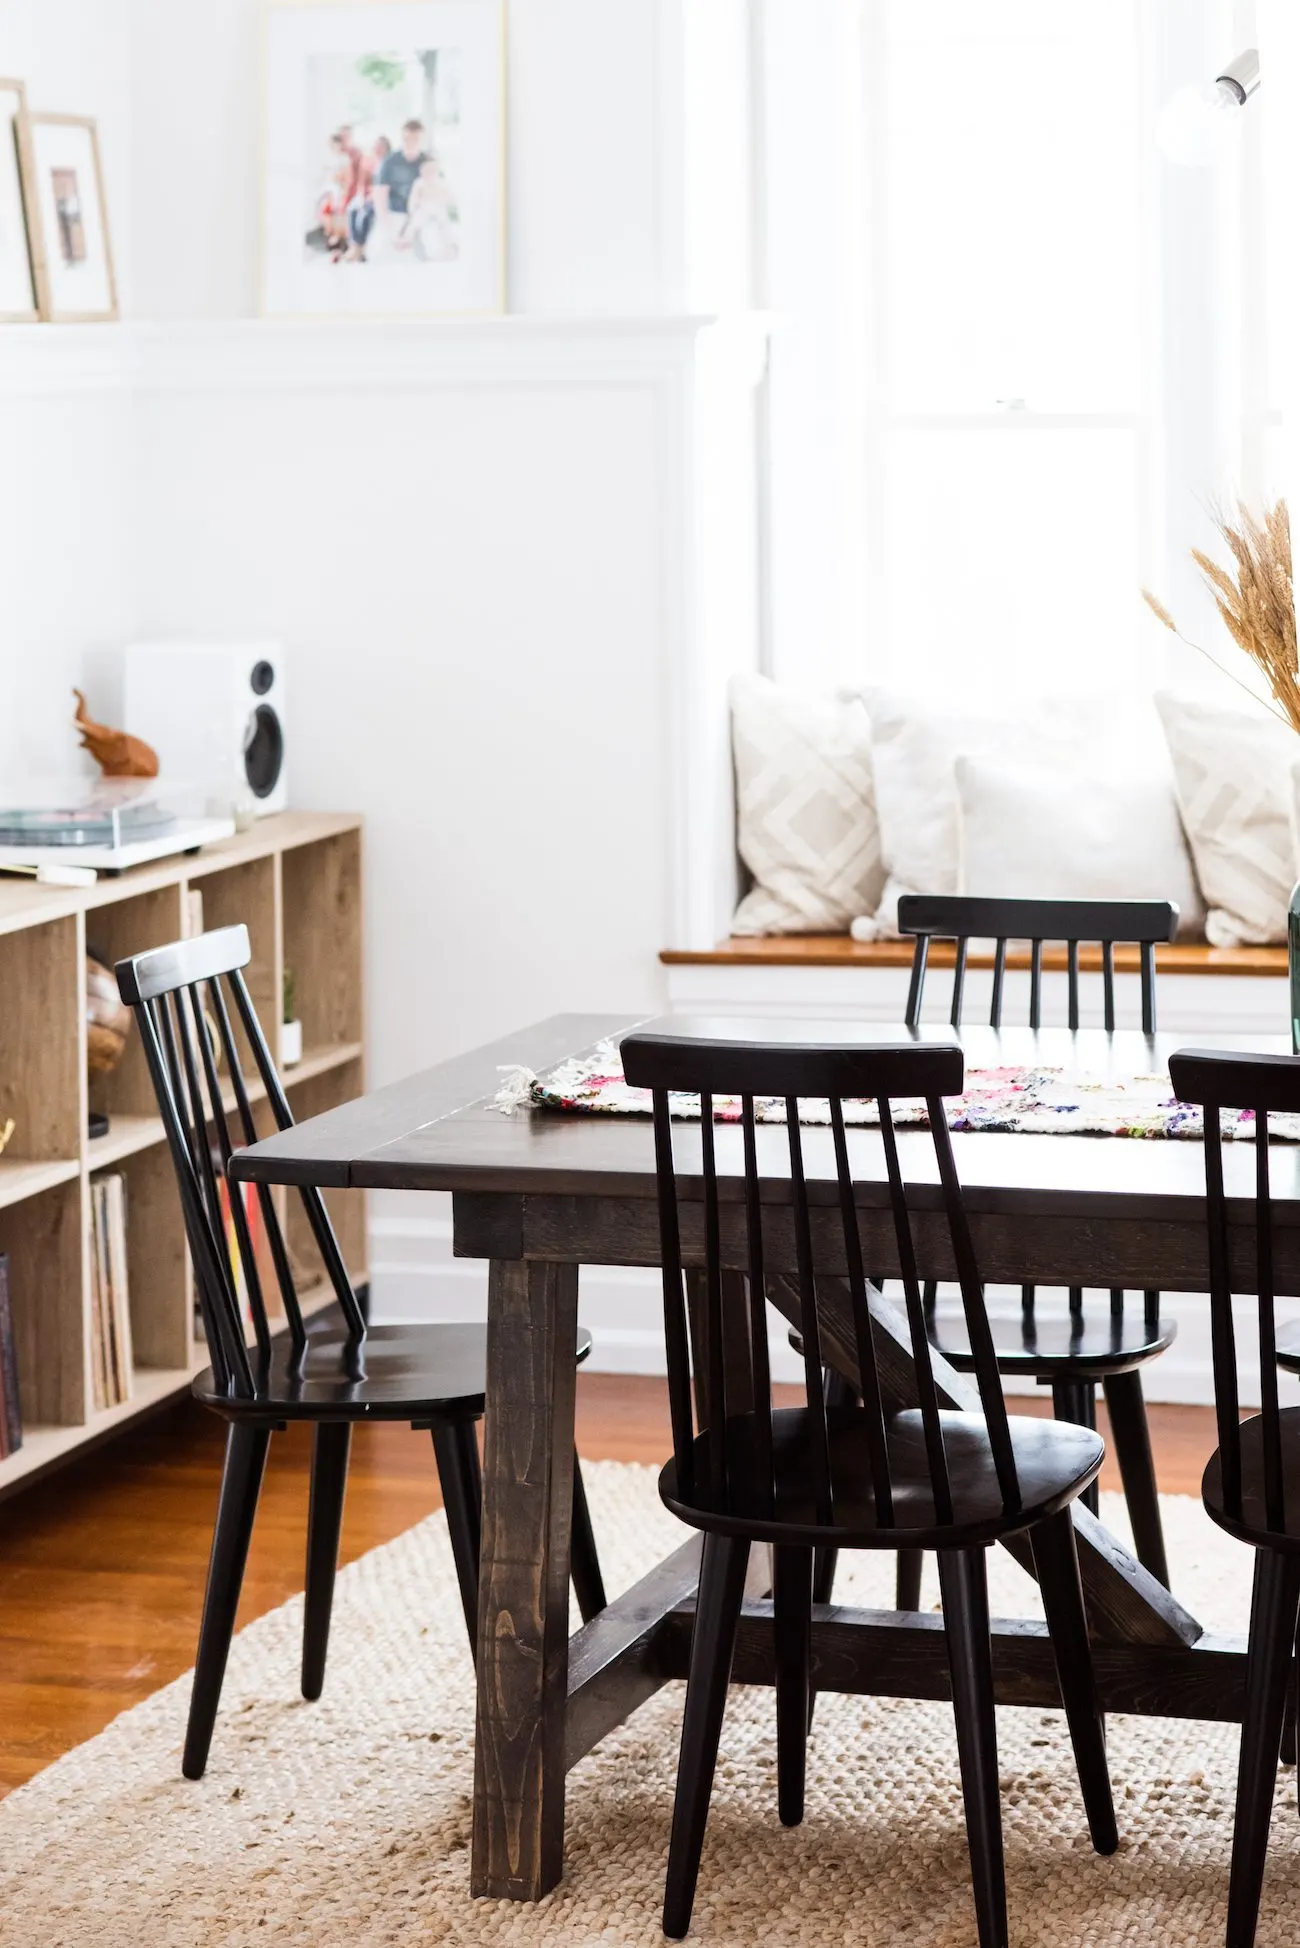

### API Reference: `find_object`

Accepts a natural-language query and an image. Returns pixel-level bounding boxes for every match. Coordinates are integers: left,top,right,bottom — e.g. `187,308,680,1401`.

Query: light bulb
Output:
1158,77,1244,167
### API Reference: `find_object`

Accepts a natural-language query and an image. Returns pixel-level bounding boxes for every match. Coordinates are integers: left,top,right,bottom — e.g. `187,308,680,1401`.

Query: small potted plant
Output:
281,965,303,1068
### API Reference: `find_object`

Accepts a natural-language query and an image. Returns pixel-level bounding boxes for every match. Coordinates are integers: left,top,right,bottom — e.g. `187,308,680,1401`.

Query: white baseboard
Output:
367,1215,1300,1408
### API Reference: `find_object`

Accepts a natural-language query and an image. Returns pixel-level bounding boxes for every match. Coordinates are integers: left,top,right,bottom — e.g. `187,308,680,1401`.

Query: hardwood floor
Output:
0,1375,1219,1795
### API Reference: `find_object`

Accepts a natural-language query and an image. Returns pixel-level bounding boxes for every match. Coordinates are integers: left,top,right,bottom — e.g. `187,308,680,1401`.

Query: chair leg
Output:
1282,1674,1298,1771
1281,1611,1299,1769
301,1421,352,1701
570,1451,607,1623
1030,1507,1118,1855
812,1543,839,1608
1101,1370,1170,1589
811,1369,856,1610
1050,1376,1081,1423
773,1545,812,1826
896,1549,924,1611
431,1417,483,1657
183,1421,271,1780
937,1547,1007,1948
806,1370,855,1733
663,1533,751,1942
1051,1378,1099,1516
1226,1549,1300,1948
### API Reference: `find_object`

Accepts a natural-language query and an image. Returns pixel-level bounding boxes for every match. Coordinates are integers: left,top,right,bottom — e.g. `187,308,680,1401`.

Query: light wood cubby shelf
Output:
0,812,366,1501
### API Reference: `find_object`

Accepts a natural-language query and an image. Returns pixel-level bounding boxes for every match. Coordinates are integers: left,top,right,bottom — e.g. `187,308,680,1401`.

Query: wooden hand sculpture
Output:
72,689,159,778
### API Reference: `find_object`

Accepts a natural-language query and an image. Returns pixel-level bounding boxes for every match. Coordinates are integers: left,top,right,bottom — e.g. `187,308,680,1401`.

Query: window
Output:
848,0,1267,696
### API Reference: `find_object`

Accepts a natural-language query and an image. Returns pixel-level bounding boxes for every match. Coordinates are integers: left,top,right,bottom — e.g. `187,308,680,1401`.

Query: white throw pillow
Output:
729,672,883,934
851,688,1129,938
955,752,1204,936
1155,691,1298,946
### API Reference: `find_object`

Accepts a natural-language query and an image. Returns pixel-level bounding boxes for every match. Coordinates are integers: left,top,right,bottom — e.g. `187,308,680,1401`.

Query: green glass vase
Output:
1290,880,1300,1053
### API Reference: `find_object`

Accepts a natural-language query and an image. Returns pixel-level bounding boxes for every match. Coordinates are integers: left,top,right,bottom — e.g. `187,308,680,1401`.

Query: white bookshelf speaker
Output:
123,642,289,816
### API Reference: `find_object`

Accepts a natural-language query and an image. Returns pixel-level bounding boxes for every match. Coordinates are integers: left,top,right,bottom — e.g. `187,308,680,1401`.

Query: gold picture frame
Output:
25,112,117,322
0,79,43,323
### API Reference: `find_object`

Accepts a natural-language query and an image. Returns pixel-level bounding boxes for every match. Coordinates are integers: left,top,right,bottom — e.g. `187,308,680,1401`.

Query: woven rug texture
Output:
0,1463,1297,1946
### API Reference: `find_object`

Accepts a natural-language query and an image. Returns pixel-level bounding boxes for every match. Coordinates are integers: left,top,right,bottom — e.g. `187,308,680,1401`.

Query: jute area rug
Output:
2,1462,1298,1947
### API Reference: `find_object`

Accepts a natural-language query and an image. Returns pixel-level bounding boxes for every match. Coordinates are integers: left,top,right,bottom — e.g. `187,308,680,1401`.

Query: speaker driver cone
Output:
244,704,284,798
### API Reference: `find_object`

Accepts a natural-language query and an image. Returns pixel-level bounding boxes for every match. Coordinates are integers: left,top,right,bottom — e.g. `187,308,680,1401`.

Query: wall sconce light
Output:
1159,47,1260,167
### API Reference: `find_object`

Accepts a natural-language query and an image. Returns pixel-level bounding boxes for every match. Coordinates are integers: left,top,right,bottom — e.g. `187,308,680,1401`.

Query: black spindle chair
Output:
893,893,1179,1608
1168,1048,1300,1948
621,1028,1117,1946
116,925,606,1780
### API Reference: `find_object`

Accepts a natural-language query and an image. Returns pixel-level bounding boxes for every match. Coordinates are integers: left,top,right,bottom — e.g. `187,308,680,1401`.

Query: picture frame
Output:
262,0,506,318
0,79,42,323
25,113,117,323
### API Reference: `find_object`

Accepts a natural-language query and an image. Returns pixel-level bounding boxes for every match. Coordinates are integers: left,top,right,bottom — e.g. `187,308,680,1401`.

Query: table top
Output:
230,1012,1300,1223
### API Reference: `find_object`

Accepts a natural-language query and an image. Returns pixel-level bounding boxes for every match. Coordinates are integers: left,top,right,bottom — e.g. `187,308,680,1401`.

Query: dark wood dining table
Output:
230,1011,1300,1904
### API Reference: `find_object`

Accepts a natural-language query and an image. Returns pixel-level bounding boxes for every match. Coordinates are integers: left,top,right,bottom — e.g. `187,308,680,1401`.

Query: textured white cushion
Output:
850,688,1201,940
955,751,1204,935
850,689,1089,938
1155,691,1298,946
730,672,883,935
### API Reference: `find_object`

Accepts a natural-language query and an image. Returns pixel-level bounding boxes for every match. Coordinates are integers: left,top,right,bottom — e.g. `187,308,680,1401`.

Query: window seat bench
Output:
660,938,1288,1036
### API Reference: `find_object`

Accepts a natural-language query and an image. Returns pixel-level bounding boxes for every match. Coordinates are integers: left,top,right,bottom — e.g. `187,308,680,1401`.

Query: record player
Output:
0,777,235,875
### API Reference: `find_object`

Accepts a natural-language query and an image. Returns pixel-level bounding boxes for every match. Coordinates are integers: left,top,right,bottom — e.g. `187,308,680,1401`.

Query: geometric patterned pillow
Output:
1155,689,1298,945
730,673,884,934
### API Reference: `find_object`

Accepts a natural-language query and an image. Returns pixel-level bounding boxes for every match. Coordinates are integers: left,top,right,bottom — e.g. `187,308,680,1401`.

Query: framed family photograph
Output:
26,113,117,322
263,0,506,318
0,80,40,322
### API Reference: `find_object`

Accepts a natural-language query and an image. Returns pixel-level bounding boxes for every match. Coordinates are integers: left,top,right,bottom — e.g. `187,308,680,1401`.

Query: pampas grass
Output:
1142,498,1299,731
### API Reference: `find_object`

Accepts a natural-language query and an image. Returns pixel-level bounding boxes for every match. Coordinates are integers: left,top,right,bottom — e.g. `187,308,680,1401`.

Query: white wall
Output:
133,344,673,1072
0,2,764,1364
0,1,136,783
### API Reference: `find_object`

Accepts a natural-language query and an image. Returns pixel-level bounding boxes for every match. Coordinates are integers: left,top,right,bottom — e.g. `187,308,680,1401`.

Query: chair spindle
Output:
989,937,1007,1028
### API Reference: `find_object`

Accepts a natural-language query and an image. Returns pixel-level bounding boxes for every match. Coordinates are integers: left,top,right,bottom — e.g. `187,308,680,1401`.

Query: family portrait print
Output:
306,50,461,268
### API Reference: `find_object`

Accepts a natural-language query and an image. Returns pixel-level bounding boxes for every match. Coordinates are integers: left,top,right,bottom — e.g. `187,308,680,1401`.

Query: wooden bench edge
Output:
660,938,1289,978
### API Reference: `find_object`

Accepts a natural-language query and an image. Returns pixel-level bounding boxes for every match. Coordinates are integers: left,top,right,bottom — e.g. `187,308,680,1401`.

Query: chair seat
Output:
195,1321,592,1422
928,1298,1175,1378
659,1404,1103,1551
1202,1406,1300,1554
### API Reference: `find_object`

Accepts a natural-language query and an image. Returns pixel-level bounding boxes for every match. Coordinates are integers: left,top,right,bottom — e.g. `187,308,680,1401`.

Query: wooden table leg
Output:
471,1257,580,1900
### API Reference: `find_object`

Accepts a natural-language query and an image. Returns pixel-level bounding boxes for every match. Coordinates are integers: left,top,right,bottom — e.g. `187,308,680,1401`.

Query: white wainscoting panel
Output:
368,1201,804,1382
369,1208,1297,1406
663,961,1289,1037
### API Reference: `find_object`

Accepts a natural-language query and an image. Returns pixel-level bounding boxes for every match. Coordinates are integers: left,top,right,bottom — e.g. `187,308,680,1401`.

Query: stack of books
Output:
90,1174,134,1410
0,1252,21,1458
216,1172,279,1333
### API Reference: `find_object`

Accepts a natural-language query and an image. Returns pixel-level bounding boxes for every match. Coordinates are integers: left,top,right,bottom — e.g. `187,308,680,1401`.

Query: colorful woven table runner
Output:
495,1040,1300,1142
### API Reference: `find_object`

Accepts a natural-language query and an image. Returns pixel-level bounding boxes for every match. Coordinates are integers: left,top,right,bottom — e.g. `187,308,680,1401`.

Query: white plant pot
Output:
281,1018,303,1067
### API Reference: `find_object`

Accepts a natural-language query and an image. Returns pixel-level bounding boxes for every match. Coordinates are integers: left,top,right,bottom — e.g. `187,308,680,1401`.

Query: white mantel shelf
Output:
0,313,772,396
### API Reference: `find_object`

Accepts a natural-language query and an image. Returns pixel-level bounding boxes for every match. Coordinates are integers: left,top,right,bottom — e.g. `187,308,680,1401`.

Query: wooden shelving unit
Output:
0,812,366,1502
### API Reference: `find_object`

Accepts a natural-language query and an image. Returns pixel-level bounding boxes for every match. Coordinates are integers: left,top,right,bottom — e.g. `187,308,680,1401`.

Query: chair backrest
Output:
1168,1048,1300,1536
619,1029,1020,1529
897,895,1179,1033
115,925,365,1397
